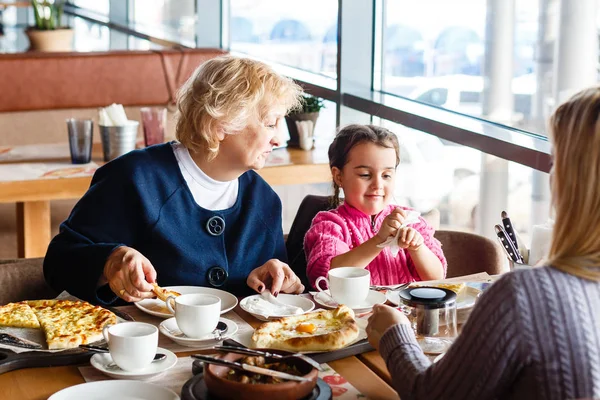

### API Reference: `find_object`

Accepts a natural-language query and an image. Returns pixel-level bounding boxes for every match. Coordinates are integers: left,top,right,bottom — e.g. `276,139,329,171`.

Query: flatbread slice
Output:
252,305,359,352
0,301,40,329
415,282,466,294
28,300,117,350
151,283,181,302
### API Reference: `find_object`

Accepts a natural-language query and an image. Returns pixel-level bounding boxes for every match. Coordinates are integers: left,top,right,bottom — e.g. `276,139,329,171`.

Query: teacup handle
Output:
165,295,177,314
102,325,111,343
315,276,329,292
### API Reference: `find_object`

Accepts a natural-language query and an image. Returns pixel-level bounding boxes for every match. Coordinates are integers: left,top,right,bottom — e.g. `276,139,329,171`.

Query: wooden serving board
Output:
0,306,133,375
0,348,94,375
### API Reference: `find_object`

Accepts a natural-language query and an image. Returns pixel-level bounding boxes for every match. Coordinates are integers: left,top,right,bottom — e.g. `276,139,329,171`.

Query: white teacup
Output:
315,267,370,307
166,293,221,338
102,322,158,371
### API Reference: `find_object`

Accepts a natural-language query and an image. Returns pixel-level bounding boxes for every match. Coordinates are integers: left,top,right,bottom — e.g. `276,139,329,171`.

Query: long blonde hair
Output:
546,87,600,281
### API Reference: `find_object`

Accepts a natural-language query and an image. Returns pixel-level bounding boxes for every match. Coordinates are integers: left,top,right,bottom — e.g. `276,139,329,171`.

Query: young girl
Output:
304,124,446,289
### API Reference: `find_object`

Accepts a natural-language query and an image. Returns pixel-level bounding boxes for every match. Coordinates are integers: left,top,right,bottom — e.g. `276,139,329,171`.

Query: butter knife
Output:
213,345,323,371
0,333,42,349
191,354,311,382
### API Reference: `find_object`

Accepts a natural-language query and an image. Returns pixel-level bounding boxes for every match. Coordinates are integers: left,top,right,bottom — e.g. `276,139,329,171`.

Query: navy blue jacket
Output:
43,143,287,304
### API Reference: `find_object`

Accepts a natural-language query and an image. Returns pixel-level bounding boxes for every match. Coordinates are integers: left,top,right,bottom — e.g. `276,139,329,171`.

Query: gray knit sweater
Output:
379,266,600,400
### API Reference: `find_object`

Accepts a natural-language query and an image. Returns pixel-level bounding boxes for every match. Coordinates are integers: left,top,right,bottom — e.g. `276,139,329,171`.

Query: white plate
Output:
312,290,387,313
385,286,482,310
134,286,238,318
239,294,315,321
159,317,238,347
48,380,180,400
90,347,177,380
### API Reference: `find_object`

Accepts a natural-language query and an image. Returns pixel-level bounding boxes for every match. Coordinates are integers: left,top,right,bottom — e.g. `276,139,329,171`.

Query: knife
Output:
0,333,43,349
501,211,521,252
212,345,323,371
191,354,311,382
78,344,109,352
494,224,523,264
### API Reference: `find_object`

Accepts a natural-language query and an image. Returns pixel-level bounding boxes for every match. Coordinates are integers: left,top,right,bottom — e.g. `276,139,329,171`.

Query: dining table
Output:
0,302,400,400
0,142,331,259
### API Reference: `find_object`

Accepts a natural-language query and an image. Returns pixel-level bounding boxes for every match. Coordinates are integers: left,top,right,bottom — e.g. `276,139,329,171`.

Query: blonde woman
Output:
366,87,600,400
44,56,305,304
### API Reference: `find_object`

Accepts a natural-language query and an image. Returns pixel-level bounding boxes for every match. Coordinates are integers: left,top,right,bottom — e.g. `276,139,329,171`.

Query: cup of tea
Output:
166,293,221,338
102,322,158,371
315,267,370,307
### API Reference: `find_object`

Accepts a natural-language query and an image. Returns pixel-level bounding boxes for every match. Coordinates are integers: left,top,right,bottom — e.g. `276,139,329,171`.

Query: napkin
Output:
376,210,421,256
243,291,304,318
296,120,314,151
98,103,133,127
529,219,554,266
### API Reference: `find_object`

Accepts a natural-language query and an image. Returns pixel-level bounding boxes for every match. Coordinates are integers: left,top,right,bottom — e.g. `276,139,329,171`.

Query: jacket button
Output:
206,216,225,236
207,266,228,287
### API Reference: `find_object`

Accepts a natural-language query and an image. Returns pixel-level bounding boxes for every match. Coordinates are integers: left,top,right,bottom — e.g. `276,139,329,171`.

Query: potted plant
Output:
26,0,73,52
285,94,325,149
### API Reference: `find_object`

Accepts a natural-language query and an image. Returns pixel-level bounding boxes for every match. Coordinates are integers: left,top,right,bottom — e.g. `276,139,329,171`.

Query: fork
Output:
212,345,324,371
370,283,410,292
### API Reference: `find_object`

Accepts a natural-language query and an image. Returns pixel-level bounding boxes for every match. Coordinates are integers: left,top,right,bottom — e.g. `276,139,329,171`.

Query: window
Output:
379,0,600,138
229,0,338,77
72,0,109,16
130,0,196,44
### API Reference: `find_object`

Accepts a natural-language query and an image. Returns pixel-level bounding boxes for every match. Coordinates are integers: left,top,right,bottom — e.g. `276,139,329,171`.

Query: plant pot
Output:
285,111,319,148
26,28,74,52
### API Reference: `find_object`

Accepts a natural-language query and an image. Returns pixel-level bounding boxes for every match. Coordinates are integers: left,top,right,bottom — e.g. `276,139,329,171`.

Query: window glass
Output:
72,0,109,15
380,0,600,137
131,0,196,43
229,0,338,77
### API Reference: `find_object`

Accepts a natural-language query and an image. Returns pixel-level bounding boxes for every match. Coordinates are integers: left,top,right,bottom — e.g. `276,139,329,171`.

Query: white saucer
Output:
239,294,315,321
90,347,177,380
135,286,238,319
312,290,387,313
159,317,238,347
48,380,180,400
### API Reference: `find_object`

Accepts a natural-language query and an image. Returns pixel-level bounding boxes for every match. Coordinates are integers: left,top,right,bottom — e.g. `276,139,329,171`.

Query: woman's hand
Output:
397,226,424,251
376,208,407,242
103,246,157,302
246,259,305,295
366,304,411,350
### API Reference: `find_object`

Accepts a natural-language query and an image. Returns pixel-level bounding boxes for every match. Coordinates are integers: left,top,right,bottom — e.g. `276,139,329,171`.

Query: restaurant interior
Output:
0,1,597,399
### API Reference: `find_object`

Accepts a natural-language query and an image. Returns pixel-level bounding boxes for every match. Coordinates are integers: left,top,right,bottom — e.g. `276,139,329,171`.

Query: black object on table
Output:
182,360,332,400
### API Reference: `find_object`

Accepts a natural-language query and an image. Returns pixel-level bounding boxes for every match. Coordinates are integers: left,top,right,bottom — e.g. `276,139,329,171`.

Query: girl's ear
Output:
331,167,343,187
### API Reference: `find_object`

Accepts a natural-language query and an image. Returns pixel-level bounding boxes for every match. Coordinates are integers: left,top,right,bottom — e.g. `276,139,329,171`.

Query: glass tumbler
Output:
140,107,167,147
399,286,458,355
66,118,94,164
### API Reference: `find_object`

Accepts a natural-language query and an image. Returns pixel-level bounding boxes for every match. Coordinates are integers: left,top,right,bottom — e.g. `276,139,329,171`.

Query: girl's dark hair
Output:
328,124,400,207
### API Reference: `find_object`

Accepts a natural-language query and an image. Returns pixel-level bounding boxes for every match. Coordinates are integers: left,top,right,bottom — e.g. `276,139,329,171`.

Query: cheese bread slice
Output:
152,283,181,302
28,300,117,350
412,282,466,294
0,301,40,329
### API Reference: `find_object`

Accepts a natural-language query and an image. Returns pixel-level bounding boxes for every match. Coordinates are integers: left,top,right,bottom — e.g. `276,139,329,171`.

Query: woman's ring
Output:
119,289,126,296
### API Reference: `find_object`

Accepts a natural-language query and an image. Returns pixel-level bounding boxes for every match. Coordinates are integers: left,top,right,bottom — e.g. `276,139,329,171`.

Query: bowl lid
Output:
399,287,456,309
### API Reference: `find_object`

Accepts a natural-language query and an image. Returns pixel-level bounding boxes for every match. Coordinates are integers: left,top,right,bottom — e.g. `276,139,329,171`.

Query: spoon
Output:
105,353,167,370
164,321,228,339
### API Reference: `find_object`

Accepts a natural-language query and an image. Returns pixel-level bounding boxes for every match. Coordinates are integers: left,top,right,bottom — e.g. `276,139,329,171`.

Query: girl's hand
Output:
376,208,407,241
366,304,410,350
397,227,424,251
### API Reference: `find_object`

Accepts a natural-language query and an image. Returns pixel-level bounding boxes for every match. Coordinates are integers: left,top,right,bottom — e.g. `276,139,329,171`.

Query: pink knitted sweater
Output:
304,202,447,289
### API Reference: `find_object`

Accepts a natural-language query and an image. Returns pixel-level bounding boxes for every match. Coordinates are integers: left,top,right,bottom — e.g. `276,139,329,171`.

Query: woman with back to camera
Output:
44,56,306,304
366,87,600,399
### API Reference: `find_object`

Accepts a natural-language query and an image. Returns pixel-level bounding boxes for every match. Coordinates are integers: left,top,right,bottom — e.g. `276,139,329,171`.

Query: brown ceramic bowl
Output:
203,350,319,400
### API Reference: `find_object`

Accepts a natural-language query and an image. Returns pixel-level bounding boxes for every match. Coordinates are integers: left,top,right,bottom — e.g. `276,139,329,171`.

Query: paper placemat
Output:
79,356,363,399
0,161,98,182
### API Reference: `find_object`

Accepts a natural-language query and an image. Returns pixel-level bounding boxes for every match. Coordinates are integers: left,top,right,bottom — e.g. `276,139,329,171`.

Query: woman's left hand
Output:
246,259,305,295
366,304,411,350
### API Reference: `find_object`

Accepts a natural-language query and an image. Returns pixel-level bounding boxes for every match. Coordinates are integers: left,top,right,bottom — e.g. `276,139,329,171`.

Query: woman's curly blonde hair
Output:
175,56,303,159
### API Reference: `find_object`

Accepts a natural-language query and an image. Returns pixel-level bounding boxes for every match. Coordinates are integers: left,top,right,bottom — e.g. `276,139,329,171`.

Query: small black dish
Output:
183,360,332,400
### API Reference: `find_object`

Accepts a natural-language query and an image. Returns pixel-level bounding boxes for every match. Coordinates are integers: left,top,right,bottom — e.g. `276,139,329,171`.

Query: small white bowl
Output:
240,294,315,321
